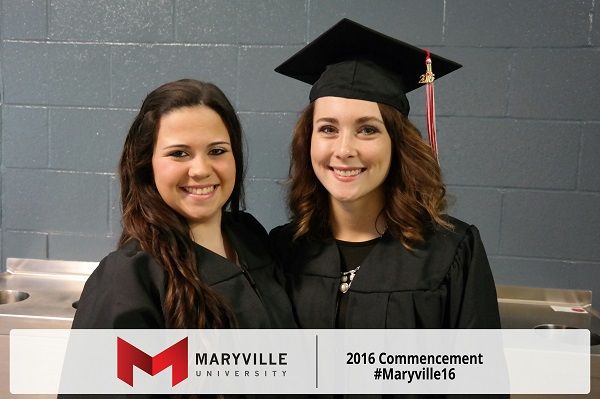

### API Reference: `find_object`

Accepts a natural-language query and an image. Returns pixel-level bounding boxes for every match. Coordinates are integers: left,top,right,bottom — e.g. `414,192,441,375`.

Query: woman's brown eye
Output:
169,150,187,158
319,125,336,134
209,148,227,156
359,126,378,135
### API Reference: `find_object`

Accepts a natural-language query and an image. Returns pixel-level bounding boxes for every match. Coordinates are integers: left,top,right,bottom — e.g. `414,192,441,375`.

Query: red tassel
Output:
419,50,438,162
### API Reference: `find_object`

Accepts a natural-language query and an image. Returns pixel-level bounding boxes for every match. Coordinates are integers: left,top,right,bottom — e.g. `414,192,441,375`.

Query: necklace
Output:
339,265,360,293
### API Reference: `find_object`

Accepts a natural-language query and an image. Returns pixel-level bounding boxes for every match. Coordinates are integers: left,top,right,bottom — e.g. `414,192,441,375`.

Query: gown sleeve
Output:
71,247,166,329
447,225,502,329
58,246,168,399
445,226,509,398
268,224,301,298
268,224,295,271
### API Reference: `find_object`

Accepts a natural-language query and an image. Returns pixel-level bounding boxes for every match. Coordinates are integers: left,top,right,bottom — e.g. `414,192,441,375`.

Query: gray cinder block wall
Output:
1,1,599,306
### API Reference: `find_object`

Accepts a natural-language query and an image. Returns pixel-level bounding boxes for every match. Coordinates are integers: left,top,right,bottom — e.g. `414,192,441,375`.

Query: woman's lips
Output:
329,167,366,181
180,184,218,198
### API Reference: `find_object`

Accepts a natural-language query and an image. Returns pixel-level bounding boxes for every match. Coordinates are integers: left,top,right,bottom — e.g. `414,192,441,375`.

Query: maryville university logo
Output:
116,337,188,387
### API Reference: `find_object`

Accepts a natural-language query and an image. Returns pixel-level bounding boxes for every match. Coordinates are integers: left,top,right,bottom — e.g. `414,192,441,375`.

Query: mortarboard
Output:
275,18,462,159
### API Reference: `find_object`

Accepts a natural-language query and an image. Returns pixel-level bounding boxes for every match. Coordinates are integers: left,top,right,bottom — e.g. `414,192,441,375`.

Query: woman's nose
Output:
334,133,357,159
188,156,211,178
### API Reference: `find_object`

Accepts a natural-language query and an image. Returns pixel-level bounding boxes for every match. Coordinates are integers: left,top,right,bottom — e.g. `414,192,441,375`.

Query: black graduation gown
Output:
72,211,295,329
269,216,508,399
61,211,296,399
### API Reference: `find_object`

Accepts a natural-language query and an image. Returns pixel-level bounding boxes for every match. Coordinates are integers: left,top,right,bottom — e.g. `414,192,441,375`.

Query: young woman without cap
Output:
62,79,295,399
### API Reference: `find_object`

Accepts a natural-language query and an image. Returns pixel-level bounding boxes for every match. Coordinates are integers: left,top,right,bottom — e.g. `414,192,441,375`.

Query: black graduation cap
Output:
275,18,462,117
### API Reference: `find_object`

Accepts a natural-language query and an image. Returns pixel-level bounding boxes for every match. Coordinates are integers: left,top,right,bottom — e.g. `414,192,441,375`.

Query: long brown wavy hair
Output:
288,101,451,249
118,79,244,328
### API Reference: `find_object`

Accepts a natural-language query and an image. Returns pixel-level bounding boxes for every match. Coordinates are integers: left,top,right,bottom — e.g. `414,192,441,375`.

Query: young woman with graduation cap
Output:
270,20,507,399
271,19,503,334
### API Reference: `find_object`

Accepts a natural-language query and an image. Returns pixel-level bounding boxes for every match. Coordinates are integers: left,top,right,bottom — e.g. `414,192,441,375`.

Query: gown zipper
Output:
238,260,266,308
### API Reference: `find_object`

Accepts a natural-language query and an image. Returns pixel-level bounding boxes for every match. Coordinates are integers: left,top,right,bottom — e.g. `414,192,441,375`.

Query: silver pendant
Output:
339,265,360,294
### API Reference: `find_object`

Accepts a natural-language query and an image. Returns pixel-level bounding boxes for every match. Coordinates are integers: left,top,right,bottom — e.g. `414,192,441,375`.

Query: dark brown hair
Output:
118,79,244,328
288,101,450,248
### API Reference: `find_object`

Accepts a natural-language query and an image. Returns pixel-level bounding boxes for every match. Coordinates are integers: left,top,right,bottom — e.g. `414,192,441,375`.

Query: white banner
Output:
10,329,590,394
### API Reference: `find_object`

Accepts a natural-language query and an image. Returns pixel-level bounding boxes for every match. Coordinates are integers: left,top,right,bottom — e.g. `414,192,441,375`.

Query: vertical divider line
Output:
315,334,318,389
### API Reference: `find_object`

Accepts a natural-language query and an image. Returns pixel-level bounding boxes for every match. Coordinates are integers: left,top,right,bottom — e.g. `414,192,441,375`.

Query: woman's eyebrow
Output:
356,116,384,124
160,141,231,150
314,117,338,124
208,141,231,146
161,143,191,150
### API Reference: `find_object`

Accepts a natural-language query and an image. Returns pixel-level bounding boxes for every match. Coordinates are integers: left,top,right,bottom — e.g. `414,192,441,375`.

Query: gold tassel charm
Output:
419,56,435,84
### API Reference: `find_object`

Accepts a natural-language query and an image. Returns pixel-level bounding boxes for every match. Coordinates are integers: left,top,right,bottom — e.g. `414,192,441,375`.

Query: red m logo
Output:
116,337,188,387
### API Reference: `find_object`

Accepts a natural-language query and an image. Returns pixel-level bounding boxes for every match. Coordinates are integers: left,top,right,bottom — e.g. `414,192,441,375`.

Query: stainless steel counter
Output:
0,258,96,399
497,285,600,354
497,285,600,398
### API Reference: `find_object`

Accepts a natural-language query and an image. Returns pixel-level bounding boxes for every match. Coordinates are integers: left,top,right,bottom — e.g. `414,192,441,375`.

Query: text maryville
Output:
196,352,288,366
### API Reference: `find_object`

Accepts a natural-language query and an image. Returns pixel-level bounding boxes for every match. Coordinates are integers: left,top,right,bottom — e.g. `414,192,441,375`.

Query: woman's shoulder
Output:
269,222,295,242
73,240,166,328
222,211,276,263
223,211,268,237
382,215,485,285
86,240,166,293
98,239,162,272
268,222,299,256
431,215,481,250
428,215,489,275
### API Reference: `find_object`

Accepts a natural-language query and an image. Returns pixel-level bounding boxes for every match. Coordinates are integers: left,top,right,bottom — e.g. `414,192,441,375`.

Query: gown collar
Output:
298,231,454,293
193,212,261,286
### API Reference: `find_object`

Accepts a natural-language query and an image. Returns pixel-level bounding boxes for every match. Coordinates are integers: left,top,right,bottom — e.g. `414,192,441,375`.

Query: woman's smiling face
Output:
310,96,392,208
152,105,236,228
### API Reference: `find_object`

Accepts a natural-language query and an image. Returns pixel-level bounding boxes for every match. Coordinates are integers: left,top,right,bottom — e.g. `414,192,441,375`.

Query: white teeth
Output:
185,185,216,195
333,168,362,177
